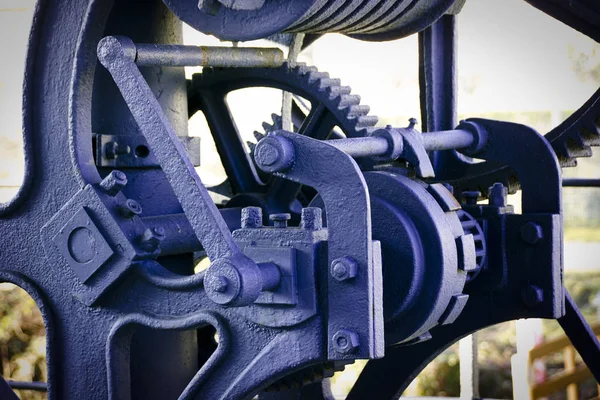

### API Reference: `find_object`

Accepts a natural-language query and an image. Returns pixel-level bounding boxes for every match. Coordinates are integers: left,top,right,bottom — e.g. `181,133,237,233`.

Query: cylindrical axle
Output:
326,128,478,158
134,43,284,67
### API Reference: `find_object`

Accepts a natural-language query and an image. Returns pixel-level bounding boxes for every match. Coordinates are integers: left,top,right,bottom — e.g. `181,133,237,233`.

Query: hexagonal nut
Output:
139,227,166,252
332,329,359,354
521,222,543,245
330,257,358,282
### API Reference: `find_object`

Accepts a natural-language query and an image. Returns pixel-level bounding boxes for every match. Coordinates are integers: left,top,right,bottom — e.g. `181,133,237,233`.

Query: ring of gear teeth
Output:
547,87,600,168
189,62,379,147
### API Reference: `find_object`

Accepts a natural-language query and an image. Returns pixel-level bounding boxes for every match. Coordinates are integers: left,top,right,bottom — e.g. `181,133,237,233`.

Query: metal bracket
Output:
95,134,200,168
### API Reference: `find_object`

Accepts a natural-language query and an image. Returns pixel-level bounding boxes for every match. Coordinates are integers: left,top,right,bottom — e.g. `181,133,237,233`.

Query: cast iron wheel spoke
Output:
297,103,338,139
198,89,264,194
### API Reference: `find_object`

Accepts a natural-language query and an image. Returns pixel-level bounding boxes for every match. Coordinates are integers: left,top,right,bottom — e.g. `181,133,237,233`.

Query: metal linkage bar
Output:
7,381,48,392
562,178,600,187
98,35,265,306
134,43,284,67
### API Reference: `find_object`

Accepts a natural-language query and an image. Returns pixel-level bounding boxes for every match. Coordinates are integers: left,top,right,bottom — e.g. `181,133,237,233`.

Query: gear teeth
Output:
307,71,330,82
191,62,379,145
316,78,341,88
346,105,370,118
253,131,265,141
271,113,282,128
581,126,600,146
262,121,274,132
560,157,578,168
247,141,256,152
338,94,361,107
328,85,352,97
293,63,317,75
354,115,379,128
565,141,593,158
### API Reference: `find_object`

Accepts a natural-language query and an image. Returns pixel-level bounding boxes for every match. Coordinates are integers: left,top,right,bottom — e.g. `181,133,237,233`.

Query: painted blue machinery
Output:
1,0,600,398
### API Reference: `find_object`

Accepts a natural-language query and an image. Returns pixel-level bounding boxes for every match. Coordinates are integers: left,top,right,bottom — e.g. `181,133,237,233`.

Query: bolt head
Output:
139,227,165,252
330,257,357,282
254,134,295,173
332,329,359,354
100,170,127,196
521,222,543,244
207,275,229,293
119,198,143,218
256,143,280,166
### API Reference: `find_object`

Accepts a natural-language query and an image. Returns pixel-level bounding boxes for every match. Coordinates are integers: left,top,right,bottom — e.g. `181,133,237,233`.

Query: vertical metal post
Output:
93,1,198,398
418,14,459,178
459,333,479,399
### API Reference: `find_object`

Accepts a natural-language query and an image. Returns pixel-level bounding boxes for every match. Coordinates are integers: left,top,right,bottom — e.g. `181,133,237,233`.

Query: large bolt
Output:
521,222,543,245
300,207,323,230
522,285,544,308
118,198,143,218
254,134,295,173
241,207,263,229
139,226,166,252
105,142,131,160
462,191,481,205
332,329,359,354
330,257,358,282
203,256,262,306
488,183,508,207
270,213,291,228
100,170,127,196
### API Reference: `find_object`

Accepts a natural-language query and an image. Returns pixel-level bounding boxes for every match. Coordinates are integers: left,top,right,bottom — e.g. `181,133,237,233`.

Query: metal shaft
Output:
327,128,476,159
328,136,390,158
421,129,476,151
135,43,284,67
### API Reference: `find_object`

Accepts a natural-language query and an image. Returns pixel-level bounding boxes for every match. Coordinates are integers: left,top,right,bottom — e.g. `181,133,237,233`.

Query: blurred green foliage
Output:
0,283,46,400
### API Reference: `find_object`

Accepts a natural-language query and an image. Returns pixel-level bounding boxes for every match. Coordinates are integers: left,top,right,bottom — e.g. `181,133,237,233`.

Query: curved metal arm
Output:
254,131,384,360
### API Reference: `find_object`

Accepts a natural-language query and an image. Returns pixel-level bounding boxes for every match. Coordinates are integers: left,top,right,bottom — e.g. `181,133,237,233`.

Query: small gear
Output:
458,209,487,282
